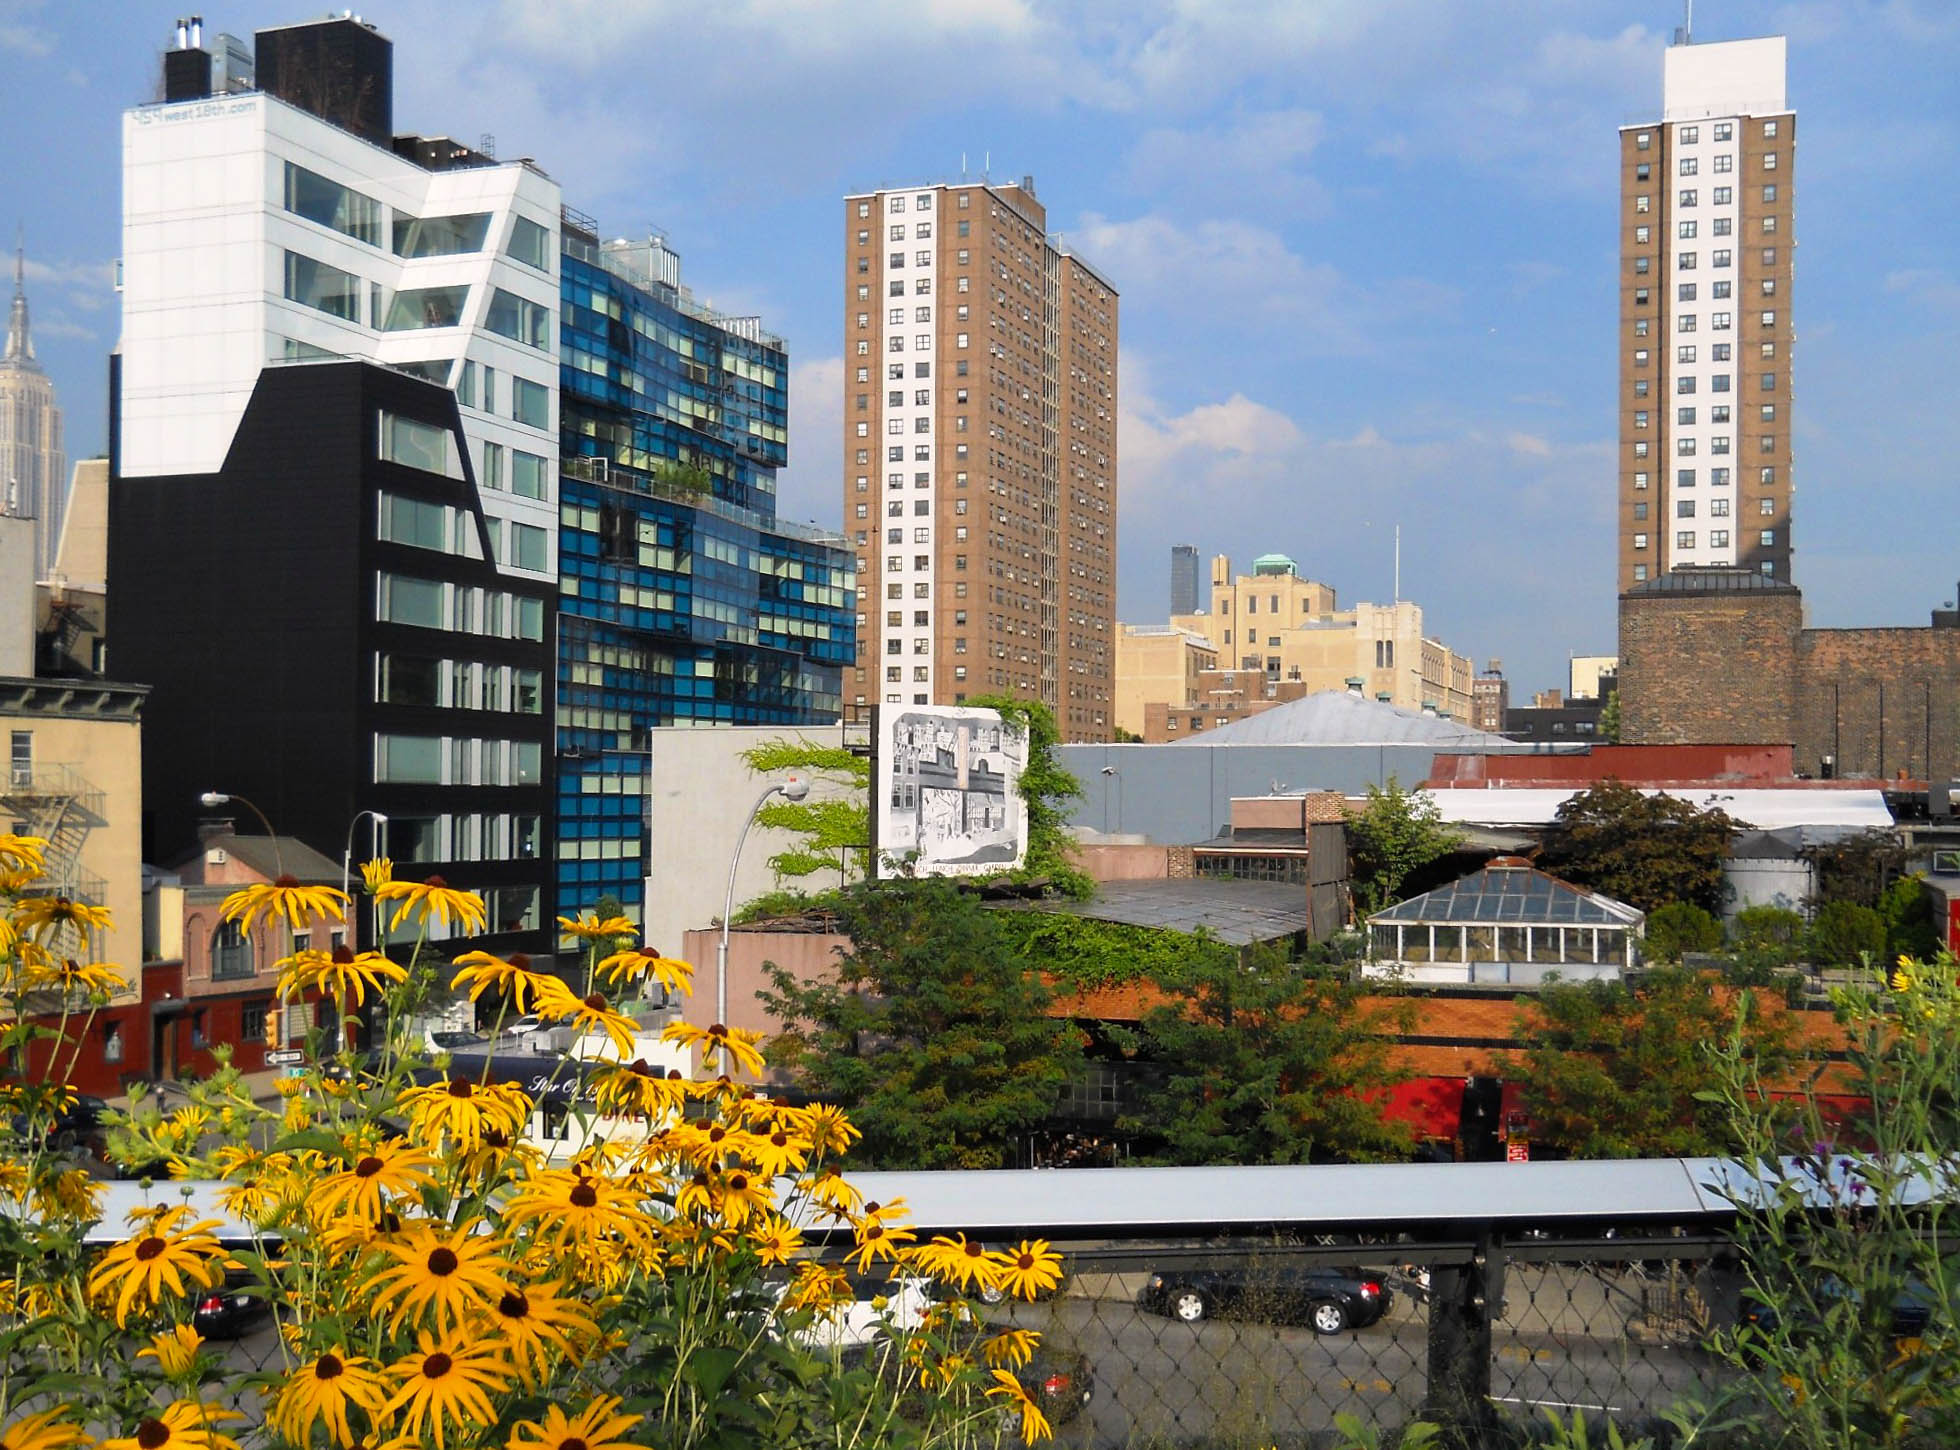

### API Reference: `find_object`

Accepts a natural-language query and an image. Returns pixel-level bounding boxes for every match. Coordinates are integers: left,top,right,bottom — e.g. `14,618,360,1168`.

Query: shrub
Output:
1729,905,1805,958
1806,899,1886,968
1644,902,1722,963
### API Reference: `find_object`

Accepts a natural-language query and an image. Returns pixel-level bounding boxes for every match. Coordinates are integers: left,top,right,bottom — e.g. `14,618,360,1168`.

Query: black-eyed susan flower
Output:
99,1400,242,1450
506,1394,642,1450
502,1169,654,1251
277,943,405,1010
382,1331,511,1450
985,1368,1053,1445
395,1075,532,1151
310,1138,435,1222
594,944,694,996
137,1324,206,1380
0,1406,89,1450
23,955,126,997
219,875,347,934
269,1350,388,1447
590,1058,687,1121
14,892,114,944
448,950,566,1013
662,1018,767,1076
481,1280,598,1385
366,1220,508,1331
713,1168,774,1229
85,1205,228,1326
360,856,393,893
990,1239,1065,1300
846,1215,917,1272
557,912,636,944
32,1165,102,1223
915,1233,1002,1296
747,1125,810,1179
751,1215,804,1267
0,832,47,876
981,1326,1041,1370
373,875,487,934
537,989,639,1058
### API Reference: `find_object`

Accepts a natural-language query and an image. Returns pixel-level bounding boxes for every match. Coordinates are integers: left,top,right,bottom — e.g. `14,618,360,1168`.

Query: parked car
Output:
423,1029,490,1055
191,1267,274,1340
1137,1263,1392,1333
1739,1275,1935,1354
11,1092,108,1152
500,1014,545,1041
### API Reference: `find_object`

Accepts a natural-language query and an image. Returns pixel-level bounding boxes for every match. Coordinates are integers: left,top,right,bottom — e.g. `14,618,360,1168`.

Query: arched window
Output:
212,921,254,981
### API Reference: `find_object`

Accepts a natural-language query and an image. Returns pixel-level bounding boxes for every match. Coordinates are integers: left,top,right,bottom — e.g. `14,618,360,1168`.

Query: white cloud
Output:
773,355,844,530
1884,269,1960,312
1122,109,1331,216
1506,431,1552,457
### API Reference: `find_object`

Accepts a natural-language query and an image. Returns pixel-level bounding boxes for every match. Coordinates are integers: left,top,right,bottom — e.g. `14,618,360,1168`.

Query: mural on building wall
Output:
875,705,1027,877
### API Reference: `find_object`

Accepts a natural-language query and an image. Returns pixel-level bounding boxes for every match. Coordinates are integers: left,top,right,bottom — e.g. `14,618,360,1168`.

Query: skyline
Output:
4,0,1957,693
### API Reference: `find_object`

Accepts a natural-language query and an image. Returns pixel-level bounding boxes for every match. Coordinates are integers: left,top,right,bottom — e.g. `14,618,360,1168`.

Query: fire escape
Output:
2,762,108,915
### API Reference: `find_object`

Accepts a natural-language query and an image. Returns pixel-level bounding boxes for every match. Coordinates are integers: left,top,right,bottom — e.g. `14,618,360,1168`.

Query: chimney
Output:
164,16,214,102
196,816,235,845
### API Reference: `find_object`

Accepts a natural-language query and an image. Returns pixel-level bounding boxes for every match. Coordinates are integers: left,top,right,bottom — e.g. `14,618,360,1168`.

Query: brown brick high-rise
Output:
841,178,1118,741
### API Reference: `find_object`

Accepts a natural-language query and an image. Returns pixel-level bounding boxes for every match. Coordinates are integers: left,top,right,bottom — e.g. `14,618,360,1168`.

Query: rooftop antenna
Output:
1675,0,1694,45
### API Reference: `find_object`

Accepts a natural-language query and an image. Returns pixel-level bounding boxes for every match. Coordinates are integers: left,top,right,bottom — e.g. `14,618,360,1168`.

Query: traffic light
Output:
262,1005,282,1048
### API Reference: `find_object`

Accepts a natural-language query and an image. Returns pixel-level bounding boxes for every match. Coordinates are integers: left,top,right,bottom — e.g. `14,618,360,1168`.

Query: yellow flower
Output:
367,1220,509,1331
396,1075,533,1152
0,1406,89,1450
557,913,636,943
746,1125,810,1179
99,1401,242,1450
506,1395,642,1450
0,833,47,876
590,1059,688,1121
277,943,405,1010
502,1170,655,1252
373,875,487,934
138,1324,206,1379
13,893,115,943
846,1216,916,1272
711,1168,774,1228
981,1327,1041,1370
751,1215,805,1267
270,1350,389,1447
22,955,126,997
538,990,640,1058
310,1138,436,1223
662,1019,767,1076
32,1166,103,1223
85,1205,228,1326
383,1330,513,1450
449,951,566,1012
914,1234,1003,1296
220,875,347,934
985,1368,1053,1445
480,1280,599,1386
990,1239,1065,1300
782,1260,851,1311
360,857,394,892
594,945,695,995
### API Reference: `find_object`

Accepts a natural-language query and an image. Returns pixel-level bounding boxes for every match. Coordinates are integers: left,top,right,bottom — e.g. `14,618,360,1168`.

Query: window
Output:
485,289,551,350
1677,499,1696,518
1633,564,1649,581
1677,438,1697,456
1762,185,1778,203
1634,380,1650,397
513,377,548,429
1713,186,1732,205
1711,405,1731,423
507,215,552,271
1633,533,1649,550
1713,280,1731,298
1760,310,1777,328
1712,310,1732,330
1677,531,1696,549
282,162,380,244
1713,249,1732,267
382,285,469,331
510,451,548,501
1677,375,1696,394
1762,152,1778,170
379,412,458,477
1634,349,1650,366
1713,217,1732,236
1635,256,1650,274
1678,283,1697,301
1678,252,1697,270
1634,410,1650,428
1636,131,1651,150
1633,502,1648,520
1760,497,1775,515
1679,314,1697,332
1680,125,1699,143
1634,225,1650,244
1712,343,1732,360
1710,498,1730,517
1714,153,1733,173
1712,373,1731,392
1710,530,1730,548
1762,215,1778,233
1759,434,1776,453
510,523,547,571
1634,441,1649,458
5,729,27,789
283,251,362,322
376,733,442,783
1712,436,1731,455
377,572,444,628
1634,319,1650,337
1679,221,1698,239
1759,529,1776,548
1680,157,1698,175
1712,467,1730,485
1677,407,1694,425
378,492,447,551
1633,471,1650,488
211,921,255,981
1679,189,1697,207
1636,164,1651,181
392,211,491,257
1677,468,1696,487
1677,345,1696,363
1636,194,1650,214
1760,466,1776,485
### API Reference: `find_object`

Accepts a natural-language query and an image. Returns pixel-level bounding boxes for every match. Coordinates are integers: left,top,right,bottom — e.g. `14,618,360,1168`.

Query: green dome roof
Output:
1250,553,1297,576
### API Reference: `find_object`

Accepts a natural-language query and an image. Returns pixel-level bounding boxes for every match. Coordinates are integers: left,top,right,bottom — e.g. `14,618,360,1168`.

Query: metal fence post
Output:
1423,1222,1502,1445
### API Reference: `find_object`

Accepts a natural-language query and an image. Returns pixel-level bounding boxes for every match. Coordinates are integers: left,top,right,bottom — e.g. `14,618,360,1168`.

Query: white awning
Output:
1419,787,1894,832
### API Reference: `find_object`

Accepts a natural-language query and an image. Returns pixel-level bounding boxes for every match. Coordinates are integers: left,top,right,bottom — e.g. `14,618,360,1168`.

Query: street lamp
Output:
717,774,809,1029
199,789,293,1054
341,810,389,951
1100,765,1122,835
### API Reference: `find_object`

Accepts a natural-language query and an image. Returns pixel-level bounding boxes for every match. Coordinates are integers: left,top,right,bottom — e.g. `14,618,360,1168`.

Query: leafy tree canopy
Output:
1807,899,1886,968
1644,901,1723,963
1503,966,1793,1158
966,695,1093,899
1347,777,1464,916
1800,827,1916,912
741,737,872,887
758,879,1084,1170
1537,780,1739,915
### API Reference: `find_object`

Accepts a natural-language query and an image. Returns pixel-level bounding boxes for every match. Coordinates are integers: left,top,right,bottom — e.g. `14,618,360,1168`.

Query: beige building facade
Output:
842,178,1118,740
1155,553,1475,720
1114,626,1216,737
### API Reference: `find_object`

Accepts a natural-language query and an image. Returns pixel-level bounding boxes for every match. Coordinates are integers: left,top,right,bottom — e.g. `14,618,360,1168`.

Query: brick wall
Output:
1796,628,1960,781
1618,585,1803,746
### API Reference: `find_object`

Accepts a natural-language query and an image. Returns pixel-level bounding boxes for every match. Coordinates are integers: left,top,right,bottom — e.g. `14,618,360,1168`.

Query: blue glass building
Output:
554,215,855,924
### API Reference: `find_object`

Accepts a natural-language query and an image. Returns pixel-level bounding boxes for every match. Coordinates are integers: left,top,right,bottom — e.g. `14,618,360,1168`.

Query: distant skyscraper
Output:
1170,543,1198,616
842,177,1118,741
1618,35,1793,592
0,240,66,581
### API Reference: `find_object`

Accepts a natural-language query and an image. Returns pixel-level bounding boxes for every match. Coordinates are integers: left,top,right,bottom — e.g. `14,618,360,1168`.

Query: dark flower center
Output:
770,1132,788,1147
628,1059,652,1078
707,1126,727,1143
864,1202,881,1214
708,1022,729,1037
583,992,608,1011
427,1247,459,1276
136,1420,170,1450
562,1439,589,1450
962,1241,984,1259
332,943,355,964
423,875,448,889
354,1156,383,1178
510,952,531,970
569,1183,598,1209
134,1236,166,1261
423,1351,453,1378
666,1069,684,1080
274,875,301,888
315,1353,345,1380
481,1128,509,1149
728,1174,749,1192
865,1225,885,1241
498,1290,529,1318
1017,1253,1035,1270
377,1211,402,1234
446,1078,474,1099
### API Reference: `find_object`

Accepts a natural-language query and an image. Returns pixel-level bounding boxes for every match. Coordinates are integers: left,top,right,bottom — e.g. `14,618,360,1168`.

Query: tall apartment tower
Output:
0,243,67,581
841,178,1118,741
1617,35,1794,592
1169,543,1199,617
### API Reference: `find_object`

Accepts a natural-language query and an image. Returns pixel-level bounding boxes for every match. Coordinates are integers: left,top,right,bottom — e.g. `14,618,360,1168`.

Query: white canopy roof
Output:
1420,787,1894,832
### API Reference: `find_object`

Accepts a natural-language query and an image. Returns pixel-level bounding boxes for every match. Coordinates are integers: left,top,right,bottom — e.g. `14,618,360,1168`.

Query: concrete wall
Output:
0,515,34,678
646,725,864,959
678,925,850,1079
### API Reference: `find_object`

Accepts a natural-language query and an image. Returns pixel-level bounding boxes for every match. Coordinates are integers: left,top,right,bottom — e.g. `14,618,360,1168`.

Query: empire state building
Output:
0,241,66,581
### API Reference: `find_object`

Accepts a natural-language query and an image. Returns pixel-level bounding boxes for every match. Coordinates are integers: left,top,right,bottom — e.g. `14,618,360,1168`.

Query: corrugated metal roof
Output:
1172,690,1518,748
993,879,1308,945
1369,864,1642,927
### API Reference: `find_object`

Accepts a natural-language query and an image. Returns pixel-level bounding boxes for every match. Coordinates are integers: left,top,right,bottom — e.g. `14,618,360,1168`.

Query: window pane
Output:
378,653,442,706
512,741,542,786
507,216,552,271
376,733,442,783
516,596,544,640
512,377,548,428
283,251,362,321
282,162,379,245
379,573,444,628
378,492,447,551
513,669,542,714
382,285,470,331
511,523,547,571
485,288,551,350
511,450,549,499
391,211,491,257
378,412,458,477
386,815,440,863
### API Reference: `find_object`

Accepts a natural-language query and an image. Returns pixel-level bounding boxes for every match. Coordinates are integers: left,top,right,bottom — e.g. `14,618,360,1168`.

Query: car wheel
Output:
1309,1300,1351,1335
976,1282,1007,1306
1170,1289,1208,1323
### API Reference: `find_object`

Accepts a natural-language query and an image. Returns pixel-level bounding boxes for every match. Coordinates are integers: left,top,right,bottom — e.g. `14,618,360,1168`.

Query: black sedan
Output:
191,1269,274,1339
1137,1263,1392,1334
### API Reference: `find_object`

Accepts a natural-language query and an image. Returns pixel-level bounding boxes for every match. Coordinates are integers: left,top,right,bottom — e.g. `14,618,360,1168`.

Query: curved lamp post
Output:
717,774,810,1029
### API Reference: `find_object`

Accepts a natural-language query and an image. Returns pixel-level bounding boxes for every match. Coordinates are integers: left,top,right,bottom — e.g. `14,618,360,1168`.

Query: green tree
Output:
758,879,1083,1169
1347,777,1464,915
967,694,1093,898
1643,901,1723,962
1121,945,1415,1165
1596,689,1622,745
1806,899,1886,967
1729,904,1805,958
741,736,871,885
1537,779,1739,915
1876,871,1938,962
1801,827,1916,911
1502,967,1793,1158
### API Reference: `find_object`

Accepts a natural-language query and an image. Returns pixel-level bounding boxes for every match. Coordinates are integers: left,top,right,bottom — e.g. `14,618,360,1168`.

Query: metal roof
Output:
1179,690,1518,748
1369,863,1642,928
1421,787,1895,831
992,879,1309,945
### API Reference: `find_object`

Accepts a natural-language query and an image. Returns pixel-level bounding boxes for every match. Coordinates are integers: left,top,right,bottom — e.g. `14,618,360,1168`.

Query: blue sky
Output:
4,0,1957,695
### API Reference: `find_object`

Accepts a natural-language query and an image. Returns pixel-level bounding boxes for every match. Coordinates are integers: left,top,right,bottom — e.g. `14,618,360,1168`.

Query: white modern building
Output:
1617,33,1795,590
